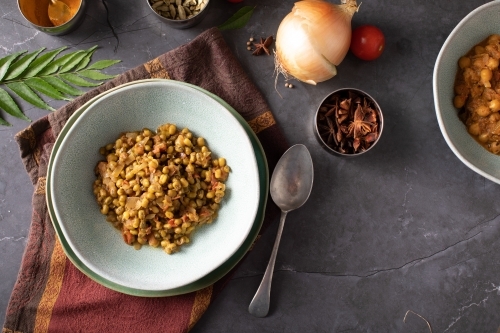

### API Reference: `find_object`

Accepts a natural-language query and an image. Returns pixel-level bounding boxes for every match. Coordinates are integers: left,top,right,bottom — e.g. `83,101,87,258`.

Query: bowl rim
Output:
49,79,260,291
314,87,384,157
433,0,500,185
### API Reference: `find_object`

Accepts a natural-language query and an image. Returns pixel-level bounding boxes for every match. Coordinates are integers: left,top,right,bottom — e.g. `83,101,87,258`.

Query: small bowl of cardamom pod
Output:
147,0,210,29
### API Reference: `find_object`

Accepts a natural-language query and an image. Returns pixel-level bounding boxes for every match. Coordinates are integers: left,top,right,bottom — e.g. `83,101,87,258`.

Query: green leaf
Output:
25,77,70,101
0,51,26,81
23,46,67,78
74,46,98,71
0,116,11,126
86,59,121,70
78,69,116,80
7,82,54,111
218,6,255,31
41,76,85,96
4,48,45,80
59,50,88,73
0,46,122,126
38,50,81,76
0,87,30,121
59,73,102,87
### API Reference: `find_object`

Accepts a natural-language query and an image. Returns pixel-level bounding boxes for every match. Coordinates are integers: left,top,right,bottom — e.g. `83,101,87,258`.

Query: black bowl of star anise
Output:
314,88,383,156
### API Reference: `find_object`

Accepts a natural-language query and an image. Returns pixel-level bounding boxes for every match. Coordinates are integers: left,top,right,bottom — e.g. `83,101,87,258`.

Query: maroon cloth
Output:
4,27,288,333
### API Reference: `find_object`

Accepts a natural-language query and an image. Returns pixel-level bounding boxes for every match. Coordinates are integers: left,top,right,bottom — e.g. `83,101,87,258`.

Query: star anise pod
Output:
318,116,337,146
252,36,273,56
336,106,350,124
353,132,378,152
363,106,377,123
318,102,337,120
347,104,375,139
339,98,351,111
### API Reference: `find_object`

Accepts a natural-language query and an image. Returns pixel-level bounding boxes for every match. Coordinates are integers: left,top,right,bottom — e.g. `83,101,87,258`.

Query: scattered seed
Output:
152,0,164,9
178,4,186,19
247,46,252,51
288,83,294,88
246,41,251,46
249,37,254,42
169,4,176,17
285,83,289,88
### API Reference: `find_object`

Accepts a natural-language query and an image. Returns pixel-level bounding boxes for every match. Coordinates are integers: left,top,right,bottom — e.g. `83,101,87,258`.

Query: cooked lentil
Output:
93,123,230,254
454,34,500,154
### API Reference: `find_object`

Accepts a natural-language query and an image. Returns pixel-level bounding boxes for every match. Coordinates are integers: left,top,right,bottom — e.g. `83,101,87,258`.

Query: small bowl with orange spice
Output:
17,0,87,35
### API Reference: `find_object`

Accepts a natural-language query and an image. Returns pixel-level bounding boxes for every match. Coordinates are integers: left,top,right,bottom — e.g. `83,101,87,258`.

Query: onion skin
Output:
276,0,358,85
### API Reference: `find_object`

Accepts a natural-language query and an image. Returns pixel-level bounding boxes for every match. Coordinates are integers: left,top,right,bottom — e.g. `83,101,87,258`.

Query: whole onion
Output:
275,0,359,85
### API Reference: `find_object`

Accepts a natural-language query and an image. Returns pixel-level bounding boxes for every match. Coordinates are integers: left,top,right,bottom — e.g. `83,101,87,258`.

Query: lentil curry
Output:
93,123,229,254
454,34,500,154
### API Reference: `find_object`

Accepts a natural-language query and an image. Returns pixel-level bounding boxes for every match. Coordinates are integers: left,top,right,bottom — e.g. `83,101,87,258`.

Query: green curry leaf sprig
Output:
0,46,121,126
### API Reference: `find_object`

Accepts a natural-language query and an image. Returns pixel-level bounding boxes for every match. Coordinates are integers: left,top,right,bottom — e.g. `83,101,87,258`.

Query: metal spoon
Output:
248,144,314,317
48,0,72,26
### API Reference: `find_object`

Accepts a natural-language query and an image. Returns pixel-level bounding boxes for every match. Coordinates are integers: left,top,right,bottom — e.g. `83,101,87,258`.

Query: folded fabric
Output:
3,27,288,333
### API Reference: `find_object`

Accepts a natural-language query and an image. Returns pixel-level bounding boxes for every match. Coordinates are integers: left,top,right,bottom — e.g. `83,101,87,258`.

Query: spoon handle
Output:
248,210,288,317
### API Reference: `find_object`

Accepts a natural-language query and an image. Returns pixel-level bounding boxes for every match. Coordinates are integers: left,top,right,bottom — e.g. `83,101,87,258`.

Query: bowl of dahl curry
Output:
433,1,500,184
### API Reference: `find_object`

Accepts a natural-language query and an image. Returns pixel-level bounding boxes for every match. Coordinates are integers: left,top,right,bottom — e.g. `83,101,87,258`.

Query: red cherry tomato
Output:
350,25,385,61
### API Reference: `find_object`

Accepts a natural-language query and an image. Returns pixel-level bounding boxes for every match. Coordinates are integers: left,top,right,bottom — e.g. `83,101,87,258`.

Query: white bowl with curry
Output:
434,1,500,184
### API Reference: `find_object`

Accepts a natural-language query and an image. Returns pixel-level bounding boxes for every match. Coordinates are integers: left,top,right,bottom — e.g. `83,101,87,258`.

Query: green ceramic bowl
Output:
433,1,500,184
48,80,261,293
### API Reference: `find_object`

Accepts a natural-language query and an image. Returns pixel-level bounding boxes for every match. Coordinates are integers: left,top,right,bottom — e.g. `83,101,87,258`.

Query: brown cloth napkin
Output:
3,27,288,333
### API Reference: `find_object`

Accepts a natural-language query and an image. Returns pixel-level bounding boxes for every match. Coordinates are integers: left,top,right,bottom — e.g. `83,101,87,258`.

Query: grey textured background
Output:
1,0,500,332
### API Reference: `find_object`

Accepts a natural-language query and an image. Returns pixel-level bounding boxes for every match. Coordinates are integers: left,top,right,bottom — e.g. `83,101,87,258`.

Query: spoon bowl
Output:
248,144,313,317
270,145,314,212
48,0,73,26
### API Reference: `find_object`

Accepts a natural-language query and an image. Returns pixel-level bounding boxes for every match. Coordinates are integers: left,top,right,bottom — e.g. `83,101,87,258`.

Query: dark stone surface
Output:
1,0,500,332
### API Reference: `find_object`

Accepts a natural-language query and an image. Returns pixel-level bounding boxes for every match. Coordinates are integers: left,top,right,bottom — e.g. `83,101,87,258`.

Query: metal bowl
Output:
146,0,211,29
17,0,87,36
314,88,384,157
